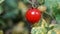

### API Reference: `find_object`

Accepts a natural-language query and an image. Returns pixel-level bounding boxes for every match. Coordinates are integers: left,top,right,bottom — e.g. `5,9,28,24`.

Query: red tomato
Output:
25,8,41,24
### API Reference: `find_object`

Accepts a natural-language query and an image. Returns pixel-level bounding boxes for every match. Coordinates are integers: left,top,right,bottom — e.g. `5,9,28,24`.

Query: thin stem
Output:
27,0,37,8
27,0,34,5
32,0,34,7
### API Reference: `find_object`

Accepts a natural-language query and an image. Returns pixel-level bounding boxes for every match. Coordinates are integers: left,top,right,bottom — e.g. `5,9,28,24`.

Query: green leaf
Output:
2,9,19,18
31,27,47,34
5,0,18,8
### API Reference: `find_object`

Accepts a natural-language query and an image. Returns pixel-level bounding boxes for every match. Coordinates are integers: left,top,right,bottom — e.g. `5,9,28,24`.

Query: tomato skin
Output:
25,8,41,24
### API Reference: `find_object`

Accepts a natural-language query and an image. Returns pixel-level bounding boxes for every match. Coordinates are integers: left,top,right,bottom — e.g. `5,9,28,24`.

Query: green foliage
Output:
0,0,4,4
3,9,19,18
51,30,56,34
0,18,6,29
48,30,56,34
0,6,3,14
5,0,18,8
56,14,60,24
31,27,47,34
48,24,60,34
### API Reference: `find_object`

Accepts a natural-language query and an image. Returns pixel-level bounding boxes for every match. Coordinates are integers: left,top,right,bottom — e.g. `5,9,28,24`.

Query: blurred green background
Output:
0,0,60,34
